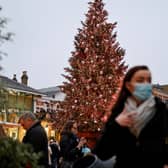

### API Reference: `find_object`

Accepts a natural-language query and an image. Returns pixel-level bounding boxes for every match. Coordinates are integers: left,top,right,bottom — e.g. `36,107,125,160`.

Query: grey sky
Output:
0,0,168,89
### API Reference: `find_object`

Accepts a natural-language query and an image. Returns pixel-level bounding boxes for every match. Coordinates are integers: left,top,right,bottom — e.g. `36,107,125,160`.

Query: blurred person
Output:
80,137,91,156
93,65,168,168
59,120,86,168
49,138,60,168
19,112,49,168
48,142,53,168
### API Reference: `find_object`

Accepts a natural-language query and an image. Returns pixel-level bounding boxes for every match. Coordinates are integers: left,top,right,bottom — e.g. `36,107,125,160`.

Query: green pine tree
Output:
0,137,42,168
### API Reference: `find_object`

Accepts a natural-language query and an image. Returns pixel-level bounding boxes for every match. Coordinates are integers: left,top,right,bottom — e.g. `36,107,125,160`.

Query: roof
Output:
159,85,168,94
153,84,168,95
38,86,61,95
38,86,60,92
0,75,43,96
38,86,65,100
153,84,168,100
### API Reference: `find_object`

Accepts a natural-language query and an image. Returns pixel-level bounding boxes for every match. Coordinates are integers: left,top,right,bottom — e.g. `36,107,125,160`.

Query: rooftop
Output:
0,75,43,95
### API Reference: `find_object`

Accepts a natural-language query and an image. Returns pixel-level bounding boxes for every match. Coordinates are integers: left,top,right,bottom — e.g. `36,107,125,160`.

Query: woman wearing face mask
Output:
93,65,168,168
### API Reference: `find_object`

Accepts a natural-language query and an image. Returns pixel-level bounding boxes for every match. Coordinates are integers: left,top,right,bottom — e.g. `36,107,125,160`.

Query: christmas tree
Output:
55,0,127,132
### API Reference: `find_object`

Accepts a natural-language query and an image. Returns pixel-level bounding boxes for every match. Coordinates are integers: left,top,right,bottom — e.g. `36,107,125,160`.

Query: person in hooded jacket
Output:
93,65,168,168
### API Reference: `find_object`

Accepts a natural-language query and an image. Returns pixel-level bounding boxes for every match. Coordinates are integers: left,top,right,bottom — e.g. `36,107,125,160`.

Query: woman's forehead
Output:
132,70,151,79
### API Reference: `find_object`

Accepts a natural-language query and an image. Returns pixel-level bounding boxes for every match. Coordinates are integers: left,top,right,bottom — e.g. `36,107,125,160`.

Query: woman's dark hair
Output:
112,65,150,114
61,120,77,134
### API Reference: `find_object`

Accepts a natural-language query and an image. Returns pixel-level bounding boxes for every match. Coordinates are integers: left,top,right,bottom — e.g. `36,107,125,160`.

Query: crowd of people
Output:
18,112,91,168
1,65,168,168
0,112,91,168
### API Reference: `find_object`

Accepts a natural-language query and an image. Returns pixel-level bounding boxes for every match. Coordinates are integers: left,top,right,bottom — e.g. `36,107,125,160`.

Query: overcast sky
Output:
0,0,168,89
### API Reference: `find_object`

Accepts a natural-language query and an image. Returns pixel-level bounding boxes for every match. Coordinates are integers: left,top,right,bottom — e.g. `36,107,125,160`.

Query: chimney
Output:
12,74,17,82
21,71,28,85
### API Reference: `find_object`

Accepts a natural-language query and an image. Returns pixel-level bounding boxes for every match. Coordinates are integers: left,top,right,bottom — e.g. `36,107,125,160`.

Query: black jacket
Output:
50,142,60,162
23,121,49,168
93,97,168,168
60,132,82,162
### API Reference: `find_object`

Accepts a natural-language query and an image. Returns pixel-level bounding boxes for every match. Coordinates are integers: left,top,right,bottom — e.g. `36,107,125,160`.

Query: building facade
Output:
0,74,65,141
153,84,168,104
0,72,43,140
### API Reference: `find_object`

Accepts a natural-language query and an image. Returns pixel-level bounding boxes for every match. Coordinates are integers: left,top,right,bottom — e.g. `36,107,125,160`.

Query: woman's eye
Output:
136,77,151,83
136,79,144,83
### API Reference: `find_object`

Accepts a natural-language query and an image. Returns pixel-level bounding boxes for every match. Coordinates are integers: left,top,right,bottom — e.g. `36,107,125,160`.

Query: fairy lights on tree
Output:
55,0,127,132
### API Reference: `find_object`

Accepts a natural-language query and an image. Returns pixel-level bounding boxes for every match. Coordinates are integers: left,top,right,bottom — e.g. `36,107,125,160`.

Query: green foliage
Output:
0,137,42,168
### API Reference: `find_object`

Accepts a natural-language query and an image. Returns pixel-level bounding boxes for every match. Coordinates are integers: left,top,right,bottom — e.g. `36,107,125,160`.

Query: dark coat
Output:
59,132,82,162
93,97,168,168
23,121,49,168
50,142,60,163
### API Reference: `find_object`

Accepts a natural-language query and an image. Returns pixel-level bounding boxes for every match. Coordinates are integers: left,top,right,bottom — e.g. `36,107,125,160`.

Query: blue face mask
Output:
132,83,152,101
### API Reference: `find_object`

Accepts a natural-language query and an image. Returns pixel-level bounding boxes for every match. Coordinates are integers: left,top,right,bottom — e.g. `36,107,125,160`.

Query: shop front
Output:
0,121,20,140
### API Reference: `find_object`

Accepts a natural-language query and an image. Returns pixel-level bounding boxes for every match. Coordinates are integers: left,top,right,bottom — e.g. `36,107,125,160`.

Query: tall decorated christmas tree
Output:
55,0,127,132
